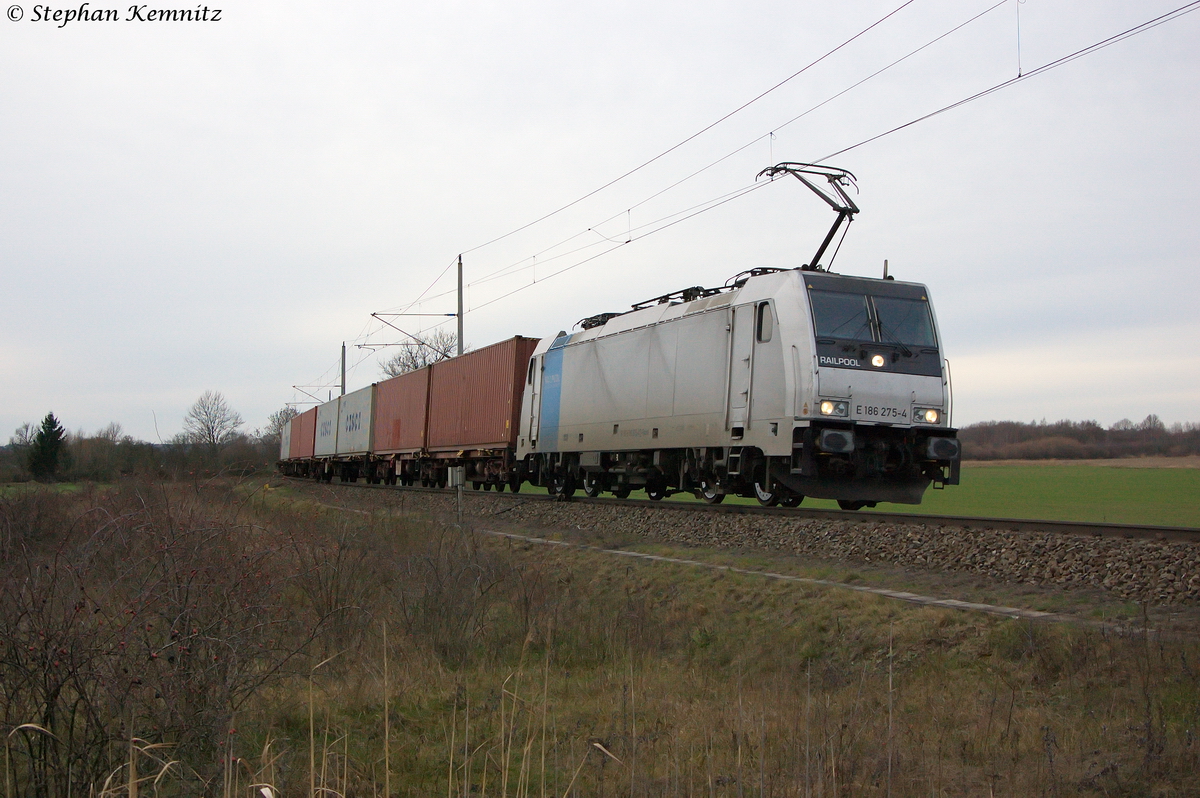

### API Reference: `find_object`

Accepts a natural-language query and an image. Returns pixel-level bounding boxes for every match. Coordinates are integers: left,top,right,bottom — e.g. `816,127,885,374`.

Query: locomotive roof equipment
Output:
756,162,859,272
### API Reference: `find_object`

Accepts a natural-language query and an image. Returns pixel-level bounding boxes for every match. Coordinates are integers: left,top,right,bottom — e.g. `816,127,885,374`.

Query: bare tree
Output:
183,391,244,453
379,329,464,377
264,406,298,440
96,421,124,442
9,422,37,449
257,406,299,451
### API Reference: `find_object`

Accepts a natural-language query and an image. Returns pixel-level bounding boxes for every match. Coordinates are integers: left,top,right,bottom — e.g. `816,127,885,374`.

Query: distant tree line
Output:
1,392,296,483
959,415,1200,460
5,401,1198,481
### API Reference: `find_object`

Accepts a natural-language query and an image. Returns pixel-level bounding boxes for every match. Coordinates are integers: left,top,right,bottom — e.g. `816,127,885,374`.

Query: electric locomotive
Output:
515,164,960,507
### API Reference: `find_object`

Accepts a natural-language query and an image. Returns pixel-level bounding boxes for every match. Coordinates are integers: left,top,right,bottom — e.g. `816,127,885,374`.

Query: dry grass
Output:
3,480,1200,796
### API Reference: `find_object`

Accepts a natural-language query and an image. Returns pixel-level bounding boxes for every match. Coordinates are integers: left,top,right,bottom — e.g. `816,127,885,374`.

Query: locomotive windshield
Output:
874,296,937,347
809,289,937,348
810,291,872,340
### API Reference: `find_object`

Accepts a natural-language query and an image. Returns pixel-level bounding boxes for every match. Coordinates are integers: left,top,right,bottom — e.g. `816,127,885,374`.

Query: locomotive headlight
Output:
870,354,885,368
914,408,940,424
819,400,849,417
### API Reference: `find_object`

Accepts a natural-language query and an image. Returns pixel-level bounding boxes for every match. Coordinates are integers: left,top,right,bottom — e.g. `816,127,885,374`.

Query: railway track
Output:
285,477,1200,543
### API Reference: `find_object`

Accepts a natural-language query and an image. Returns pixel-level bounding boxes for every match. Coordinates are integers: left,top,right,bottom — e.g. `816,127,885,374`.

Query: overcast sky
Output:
2,0,1197,442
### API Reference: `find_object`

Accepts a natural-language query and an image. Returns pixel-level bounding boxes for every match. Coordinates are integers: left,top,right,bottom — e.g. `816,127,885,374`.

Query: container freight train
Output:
279,270,961,509
279,336,539,491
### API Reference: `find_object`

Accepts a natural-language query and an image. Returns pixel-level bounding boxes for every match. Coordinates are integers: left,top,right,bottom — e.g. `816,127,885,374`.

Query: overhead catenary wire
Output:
350,0,1199,380
461,0,1008,295
465,0,1200,314
466,179,774,314
454,0,919,259
364,0,1008,327
818,0,1200,162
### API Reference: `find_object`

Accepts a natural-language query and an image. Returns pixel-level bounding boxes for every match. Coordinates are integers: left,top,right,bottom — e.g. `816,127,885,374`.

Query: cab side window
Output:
756,302,773,343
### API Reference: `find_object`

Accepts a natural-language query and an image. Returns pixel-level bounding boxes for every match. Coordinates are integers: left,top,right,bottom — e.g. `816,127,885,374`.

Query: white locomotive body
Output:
516,267,960,507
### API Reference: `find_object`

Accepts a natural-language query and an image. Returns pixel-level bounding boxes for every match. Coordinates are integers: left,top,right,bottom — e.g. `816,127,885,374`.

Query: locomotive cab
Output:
787,271,960,507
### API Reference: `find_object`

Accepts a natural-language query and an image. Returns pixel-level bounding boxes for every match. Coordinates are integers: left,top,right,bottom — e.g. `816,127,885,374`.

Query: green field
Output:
901,463,1200,527
599,463,1200,528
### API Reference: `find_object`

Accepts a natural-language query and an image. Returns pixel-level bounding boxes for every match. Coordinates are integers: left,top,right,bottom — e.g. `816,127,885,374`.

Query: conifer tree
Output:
28,412,68,481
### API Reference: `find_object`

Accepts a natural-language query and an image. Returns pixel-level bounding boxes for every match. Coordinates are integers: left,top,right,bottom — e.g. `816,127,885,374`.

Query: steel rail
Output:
285,478,1200,543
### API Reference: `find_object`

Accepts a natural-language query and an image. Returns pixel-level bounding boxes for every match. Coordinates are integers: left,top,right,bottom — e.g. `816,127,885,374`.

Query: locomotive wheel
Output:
551,472,576,498
753,481,779,507
508,476,522,493
698,479,724,505
611,484,631,499
837,500,867,511
582,476,601,498
645,476,667,501
780,492,804,508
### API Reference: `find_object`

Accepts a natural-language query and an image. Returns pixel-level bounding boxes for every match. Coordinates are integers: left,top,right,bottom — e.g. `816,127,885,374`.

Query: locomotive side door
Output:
726,303,755,431
527,355,542,448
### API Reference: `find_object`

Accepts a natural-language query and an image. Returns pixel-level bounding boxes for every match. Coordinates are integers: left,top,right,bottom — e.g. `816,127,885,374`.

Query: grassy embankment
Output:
4,479,1199,796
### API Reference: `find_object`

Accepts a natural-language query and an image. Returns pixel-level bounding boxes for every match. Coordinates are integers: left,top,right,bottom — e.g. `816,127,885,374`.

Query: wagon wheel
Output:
495,481,506,493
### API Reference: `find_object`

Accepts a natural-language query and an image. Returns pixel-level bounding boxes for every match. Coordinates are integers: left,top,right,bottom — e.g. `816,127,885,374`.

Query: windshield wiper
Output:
875,319,913,358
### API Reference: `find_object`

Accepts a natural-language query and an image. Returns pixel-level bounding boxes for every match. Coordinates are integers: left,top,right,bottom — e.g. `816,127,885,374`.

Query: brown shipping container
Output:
289,407,317,459
373,368,432,454
427,336,540,450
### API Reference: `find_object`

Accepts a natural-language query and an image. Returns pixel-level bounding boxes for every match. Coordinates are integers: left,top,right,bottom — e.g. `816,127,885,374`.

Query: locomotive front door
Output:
726,304,754,430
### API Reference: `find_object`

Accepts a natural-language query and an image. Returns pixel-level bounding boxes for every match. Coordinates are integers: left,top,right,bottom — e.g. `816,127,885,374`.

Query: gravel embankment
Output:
329,487,1200,605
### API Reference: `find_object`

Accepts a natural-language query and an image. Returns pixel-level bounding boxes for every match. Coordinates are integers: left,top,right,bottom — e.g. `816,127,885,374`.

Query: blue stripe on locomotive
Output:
538,333,570,451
